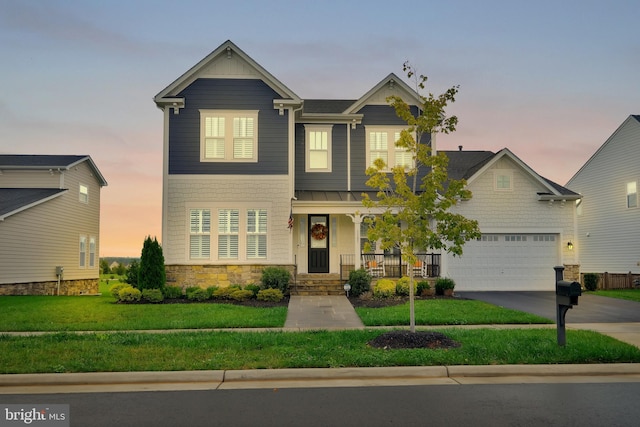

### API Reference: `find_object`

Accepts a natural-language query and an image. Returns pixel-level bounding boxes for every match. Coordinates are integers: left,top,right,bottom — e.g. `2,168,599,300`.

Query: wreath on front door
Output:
311,223,328,240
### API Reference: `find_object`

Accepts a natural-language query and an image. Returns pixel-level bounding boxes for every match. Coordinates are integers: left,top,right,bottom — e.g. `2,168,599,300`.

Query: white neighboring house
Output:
567,115,640,274
0,155,108,295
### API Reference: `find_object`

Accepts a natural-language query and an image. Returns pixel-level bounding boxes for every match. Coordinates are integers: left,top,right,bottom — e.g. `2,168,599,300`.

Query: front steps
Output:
290,273,346,296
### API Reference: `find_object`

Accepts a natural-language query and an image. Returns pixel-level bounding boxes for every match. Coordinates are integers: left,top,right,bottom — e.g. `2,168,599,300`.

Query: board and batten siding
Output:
168,78,289,175
568,117,640,273
0,162,101,284
164,175,291,265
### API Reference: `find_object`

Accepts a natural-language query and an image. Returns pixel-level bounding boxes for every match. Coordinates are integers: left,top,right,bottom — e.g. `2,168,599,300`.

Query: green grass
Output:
591,289,640,302
0,283,287,331
356,299,553,326
1,328,638,374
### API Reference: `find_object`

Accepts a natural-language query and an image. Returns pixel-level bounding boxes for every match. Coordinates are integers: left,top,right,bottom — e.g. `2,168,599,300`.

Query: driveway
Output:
458,291,640,323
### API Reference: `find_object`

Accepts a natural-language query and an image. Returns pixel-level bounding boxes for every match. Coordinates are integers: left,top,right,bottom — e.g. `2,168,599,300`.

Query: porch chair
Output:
408,255,428,278
362,254,385,278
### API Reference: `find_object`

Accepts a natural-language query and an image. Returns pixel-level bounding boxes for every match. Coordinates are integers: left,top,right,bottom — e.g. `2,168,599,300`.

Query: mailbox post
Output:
554,266,582,346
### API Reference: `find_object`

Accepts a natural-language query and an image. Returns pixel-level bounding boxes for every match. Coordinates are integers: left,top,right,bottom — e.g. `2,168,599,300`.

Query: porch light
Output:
567,241,573,250
343,283,351,297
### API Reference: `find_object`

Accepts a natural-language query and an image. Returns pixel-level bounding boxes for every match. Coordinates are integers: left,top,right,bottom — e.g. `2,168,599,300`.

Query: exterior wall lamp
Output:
567,241,573,250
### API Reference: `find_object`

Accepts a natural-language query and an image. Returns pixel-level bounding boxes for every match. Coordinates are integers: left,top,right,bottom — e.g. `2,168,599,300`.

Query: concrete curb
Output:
3,364,640,389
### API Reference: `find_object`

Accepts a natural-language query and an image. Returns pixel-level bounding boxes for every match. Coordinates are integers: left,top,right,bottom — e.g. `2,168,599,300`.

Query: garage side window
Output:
627,182,637,208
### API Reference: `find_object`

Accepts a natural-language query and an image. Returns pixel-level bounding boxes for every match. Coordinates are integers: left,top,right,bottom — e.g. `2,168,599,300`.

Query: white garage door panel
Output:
448,234,559,291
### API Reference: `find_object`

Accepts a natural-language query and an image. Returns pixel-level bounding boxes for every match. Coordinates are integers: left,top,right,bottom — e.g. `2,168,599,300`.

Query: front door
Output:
308,215,329,273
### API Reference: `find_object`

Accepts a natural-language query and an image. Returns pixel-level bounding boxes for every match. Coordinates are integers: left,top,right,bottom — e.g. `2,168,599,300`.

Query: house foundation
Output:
166,264,296,290
0,279,99,296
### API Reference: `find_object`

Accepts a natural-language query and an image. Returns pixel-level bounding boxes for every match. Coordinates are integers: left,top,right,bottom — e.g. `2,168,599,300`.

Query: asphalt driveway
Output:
458,291,640,323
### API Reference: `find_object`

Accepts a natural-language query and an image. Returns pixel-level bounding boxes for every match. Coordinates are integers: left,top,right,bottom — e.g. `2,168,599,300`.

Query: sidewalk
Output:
1,295,640,394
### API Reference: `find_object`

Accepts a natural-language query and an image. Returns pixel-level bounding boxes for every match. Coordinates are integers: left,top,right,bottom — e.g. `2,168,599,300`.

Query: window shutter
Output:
233,117,254,159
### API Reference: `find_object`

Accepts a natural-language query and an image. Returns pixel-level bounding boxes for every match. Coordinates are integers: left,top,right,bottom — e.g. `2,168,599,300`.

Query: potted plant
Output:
417,280,434,297
435,277,455,296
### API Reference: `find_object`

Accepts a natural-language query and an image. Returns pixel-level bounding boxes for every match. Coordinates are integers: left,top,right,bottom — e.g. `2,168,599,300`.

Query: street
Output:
2,382,640,427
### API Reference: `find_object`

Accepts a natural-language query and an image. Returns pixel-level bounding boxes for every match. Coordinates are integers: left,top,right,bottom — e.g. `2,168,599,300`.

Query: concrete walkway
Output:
284,295,364,329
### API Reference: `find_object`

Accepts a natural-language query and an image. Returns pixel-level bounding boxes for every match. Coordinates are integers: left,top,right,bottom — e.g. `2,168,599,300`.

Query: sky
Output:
0,0,637,256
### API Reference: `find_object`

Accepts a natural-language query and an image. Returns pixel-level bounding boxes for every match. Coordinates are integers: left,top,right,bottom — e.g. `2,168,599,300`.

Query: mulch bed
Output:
368,330,461,350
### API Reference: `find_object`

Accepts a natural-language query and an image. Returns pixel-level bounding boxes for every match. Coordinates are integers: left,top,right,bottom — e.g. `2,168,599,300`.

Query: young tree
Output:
362,63,481,332
138,236,166,290
99,259,110,275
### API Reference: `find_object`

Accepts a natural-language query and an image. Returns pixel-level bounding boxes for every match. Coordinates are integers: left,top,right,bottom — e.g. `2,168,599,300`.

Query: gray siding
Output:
169,79,289,175
295,123,348,191
0,161,101,284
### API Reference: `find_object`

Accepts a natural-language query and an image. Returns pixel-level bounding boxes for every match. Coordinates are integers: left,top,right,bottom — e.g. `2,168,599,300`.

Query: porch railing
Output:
340,253,441,282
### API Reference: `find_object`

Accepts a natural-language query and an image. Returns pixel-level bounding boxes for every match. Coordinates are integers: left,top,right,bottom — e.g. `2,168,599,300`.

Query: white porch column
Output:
347,213,363,269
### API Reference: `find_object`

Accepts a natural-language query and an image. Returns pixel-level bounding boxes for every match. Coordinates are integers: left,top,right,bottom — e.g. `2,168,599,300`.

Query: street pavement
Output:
1,293,640,394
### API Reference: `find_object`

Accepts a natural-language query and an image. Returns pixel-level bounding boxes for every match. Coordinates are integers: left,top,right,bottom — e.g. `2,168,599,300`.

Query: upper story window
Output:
79,184,89,203
494,170,513,191
365,126,413,172
200,110,258,162
627,181,637,208
305,125,332,172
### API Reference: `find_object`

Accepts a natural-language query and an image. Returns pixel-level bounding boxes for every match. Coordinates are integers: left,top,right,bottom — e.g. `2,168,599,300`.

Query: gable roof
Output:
0,188,67,221
444,148,579,199
567,114,640,187
0,155,107,186
154,40,301,108
344,73,422,114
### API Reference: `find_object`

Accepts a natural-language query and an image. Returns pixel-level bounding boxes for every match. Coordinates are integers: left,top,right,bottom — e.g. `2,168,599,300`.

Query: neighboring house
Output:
154,40,580,292
0,155,108,295
567,115,640,275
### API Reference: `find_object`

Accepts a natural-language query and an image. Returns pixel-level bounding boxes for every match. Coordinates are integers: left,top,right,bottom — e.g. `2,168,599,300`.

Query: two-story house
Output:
154,40,580,292
0,155,107,295
567,115,640,275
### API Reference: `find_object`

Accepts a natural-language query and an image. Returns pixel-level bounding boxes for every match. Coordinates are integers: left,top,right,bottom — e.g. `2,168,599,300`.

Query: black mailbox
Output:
554,266,582,346
556,280,581,306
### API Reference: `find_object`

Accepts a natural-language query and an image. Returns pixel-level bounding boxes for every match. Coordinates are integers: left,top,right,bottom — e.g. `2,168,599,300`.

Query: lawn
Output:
1,328,639,374
591,289,640,303
355,299,552,326
0,283,287,331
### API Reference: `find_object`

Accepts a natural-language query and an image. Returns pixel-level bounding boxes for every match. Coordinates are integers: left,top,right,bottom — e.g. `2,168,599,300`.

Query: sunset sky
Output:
0,0,637,256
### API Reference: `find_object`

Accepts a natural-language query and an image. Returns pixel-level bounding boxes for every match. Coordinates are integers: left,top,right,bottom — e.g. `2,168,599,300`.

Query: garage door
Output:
447,234,560,291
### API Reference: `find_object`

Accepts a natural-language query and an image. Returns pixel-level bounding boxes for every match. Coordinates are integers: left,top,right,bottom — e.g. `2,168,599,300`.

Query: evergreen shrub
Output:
261,267,291,294
257,288,284,302
348,269,371,298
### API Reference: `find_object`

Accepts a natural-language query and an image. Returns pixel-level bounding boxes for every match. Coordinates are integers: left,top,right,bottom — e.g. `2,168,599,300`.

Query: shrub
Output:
257,288,284,302
261,267,291,294
212,285,241,300
185,286,201,297
395,276,417,296
186,287,209,301
416,280,431,296
230,289,254,301
348,269,371,297
142,288,164,303
435,277,456,295
244,284,261,297
206,286,219,299
110,283,128,299
163,286,183,299
125,260,139,287
138,236,166,291
118,286,142,303
373,279,396,298
583,273,599,291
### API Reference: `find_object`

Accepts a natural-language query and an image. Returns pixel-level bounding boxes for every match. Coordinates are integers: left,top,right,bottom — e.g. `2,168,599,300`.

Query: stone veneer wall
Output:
0,279,99,296
166,264,296,290
562,264,580,283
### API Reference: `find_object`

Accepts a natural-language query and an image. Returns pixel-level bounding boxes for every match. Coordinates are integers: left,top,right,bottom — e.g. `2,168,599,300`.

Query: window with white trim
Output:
89,236,96,268
79,235,86,268
190,209,211,259
218,209,239,259
365,126,413,171
494,170,513,191
247,209,267,258
627,181,637,208
305,125,332,172
200,110,258,162
79,184,88,203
